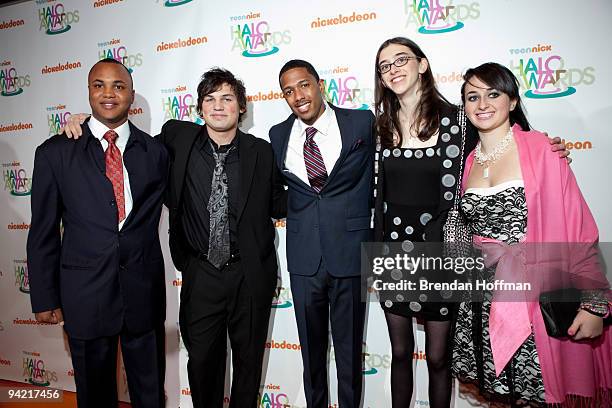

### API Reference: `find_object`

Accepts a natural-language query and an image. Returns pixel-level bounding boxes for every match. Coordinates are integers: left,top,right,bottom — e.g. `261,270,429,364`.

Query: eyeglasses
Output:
378,56,421,74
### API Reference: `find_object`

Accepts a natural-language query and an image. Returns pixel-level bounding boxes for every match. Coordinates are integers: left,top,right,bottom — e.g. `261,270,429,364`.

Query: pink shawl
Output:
462,124,612,405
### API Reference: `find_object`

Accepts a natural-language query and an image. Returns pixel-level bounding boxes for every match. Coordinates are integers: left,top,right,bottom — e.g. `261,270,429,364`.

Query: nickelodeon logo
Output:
41,61,82,75
129,107,144,116
561,139,593,150
13,318,53,325
274,219,286,228
172,278,182,286
1,19,25,30
8,223,30,230
156,36,208,52
0,122,33,133
413,349,427,360
436,71,463,84
0,357,11,366
247,90,284,103
94,0,123,7
310,11,376,29
265,340,301,351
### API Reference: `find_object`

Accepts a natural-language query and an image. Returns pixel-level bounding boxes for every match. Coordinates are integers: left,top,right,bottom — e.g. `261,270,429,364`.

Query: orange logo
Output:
41,61,82,75
311,11,376,29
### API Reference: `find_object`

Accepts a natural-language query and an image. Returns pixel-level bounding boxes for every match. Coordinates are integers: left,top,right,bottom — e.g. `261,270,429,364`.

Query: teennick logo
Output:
3,161,32,196
160,85,203,124
230,13,291,57
97,38,143,73
23,351,58,386
14,259,29,294
508,45,595,99
37,0,79,35
272,279,293,309
320,66,372,110
1,61,31,97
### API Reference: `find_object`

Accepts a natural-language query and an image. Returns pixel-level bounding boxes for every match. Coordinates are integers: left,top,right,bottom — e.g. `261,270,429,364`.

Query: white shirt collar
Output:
88,116,130,148
297,101,333,138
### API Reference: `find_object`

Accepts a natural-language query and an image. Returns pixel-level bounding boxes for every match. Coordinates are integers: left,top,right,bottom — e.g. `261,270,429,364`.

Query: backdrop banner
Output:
1,1,610,407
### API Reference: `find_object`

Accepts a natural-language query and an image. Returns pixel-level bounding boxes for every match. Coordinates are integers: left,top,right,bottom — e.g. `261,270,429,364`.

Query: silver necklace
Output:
474,127,513,179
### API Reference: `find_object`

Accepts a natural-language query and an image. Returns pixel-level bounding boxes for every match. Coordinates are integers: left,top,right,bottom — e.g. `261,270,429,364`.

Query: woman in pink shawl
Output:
451,62,611,407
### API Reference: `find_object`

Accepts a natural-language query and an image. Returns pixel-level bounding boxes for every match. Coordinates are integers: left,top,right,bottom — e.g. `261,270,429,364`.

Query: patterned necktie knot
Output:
305,127,317,142
103,129,118,144
103,129,125,223
303,126,327,192
207,140,234,269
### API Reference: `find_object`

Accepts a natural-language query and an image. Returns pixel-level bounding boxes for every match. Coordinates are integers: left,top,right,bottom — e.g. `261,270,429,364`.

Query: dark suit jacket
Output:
269,105,375,277
27,119,169,340
158,120,286,306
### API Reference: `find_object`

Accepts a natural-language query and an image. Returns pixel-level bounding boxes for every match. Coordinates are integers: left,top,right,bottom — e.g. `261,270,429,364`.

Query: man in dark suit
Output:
159,68,287,407
27,58,168,408
62,68,286,408
269,59,375,408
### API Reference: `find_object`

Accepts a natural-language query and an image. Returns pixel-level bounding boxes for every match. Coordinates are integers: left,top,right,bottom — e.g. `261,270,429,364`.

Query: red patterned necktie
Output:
303,127,328,192
103,130,126,222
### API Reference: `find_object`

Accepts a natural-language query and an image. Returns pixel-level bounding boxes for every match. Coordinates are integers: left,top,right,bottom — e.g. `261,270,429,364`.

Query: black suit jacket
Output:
27,119,168,340
158,120,286,306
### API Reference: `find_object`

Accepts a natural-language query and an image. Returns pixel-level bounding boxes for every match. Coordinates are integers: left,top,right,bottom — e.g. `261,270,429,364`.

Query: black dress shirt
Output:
181,132,240,254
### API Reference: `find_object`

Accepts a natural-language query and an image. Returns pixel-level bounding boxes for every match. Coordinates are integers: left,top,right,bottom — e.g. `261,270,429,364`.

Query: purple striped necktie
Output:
303,127,328,192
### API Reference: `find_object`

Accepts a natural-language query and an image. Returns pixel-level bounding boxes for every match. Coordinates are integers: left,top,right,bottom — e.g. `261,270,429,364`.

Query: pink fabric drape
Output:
462,125,612,404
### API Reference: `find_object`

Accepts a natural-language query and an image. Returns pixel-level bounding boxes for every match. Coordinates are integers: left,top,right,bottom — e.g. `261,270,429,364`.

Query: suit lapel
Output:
122,123,148,227
274,115,313,191
325,106,353,186
172,126,200,209
276,116,294,171
237,131,257,223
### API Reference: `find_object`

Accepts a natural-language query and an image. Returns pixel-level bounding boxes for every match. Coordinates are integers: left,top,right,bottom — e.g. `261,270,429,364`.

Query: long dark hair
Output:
374,37,451,148
461,62,531,131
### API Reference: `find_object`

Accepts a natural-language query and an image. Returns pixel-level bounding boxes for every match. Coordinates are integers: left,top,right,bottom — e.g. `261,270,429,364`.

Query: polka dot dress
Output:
380,136,453,321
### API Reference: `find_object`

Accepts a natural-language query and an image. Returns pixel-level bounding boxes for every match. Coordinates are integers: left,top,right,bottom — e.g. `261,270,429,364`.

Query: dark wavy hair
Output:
461,62,531,131
196,67,247,123
374,37,451,148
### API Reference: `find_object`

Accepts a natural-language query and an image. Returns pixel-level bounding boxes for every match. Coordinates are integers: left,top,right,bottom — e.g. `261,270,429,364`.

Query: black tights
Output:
384,312,452,408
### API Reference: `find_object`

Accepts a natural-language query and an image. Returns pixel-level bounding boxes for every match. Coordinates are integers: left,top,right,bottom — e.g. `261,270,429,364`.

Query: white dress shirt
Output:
284,101,342,186
88,116,133,230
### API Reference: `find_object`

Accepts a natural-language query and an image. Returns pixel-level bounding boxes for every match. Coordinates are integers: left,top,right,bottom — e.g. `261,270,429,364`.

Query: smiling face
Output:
200,82,244,134
377,43,428,98
280,67,325,126
88,62,134,129
463,76,517,134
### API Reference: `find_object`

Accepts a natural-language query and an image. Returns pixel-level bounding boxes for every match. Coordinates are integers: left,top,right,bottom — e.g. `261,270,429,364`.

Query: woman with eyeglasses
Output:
372,37,569,407
451,62,611,407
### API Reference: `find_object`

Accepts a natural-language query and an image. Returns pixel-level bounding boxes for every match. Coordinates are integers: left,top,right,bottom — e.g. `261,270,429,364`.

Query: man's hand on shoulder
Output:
35,308,64,325
62,113,90,139
545,132,572,164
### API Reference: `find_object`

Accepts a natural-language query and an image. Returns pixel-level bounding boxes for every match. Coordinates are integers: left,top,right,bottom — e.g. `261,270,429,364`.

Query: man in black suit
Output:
27,58,168,408
63,68,286,408
159,68,286,407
